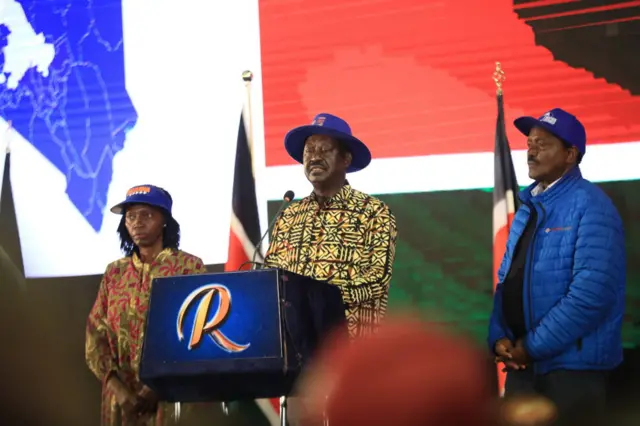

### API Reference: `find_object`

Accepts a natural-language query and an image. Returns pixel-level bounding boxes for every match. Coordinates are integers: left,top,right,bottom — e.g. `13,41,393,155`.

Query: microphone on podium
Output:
250,190,295,270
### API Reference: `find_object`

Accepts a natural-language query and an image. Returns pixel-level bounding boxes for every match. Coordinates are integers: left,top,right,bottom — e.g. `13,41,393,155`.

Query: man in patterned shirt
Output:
264,113,397,337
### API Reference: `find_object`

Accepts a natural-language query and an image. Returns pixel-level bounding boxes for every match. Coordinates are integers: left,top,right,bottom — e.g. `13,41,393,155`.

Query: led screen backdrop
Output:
1,0,638,355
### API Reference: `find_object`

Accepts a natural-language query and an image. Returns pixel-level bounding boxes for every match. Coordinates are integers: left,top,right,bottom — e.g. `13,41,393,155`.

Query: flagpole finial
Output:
493,62,505,96
241,71,255,172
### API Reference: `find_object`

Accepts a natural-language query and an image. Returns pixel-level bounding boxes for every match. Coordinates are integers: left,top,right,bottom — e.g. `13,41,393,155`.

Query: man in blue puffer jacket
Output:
488,108,626,423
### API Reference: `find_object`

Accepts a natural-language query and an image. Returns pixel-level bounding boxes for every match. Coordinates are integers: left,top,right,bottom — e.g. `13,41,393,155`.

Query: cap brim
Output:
284,125,372,173
109,197,171,215
110,203,128,214
514,116,558,139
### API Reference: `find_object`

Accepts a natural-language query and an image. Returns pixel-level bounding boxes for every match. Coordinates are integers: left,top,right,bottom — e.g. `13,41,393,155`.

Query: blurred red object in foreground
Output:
294,317,497,426
499,395,558,426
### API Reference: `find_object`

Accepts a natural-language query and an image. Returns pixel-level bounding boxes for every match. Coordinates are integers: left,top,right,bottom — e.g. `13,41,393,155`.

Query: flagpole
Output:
220,71,256,419
242,70,255,175
493,61,505,397
492,61,511,398
240,74,290,426
240,71,281,426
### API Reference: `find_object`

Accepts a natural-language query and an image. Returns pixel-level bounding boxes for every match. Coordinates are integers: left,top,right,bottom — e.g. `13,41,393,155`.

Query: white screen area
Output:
0,0,267,277
260,141,640,202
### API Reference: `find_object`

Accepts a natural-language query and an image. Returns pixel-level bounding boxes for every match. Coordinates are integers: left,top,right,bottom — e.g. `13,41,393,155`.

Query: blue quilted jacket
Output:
488,166,626,374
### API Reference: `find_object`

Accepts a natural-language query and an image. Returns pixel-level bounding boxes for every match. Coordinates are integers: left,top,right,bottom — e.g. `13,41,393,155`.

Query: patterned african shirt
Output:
86,248,207,426
264,184,397,337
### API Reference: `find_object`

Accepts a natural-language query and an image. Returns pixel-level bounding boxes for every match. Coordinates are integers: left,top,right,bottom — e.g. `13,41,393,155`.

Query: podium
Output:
139,268,347,404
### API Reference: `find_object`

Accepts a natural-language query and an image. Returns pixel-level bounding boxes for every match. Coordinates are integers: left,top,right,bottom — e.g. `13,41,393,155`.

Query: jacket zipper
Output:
497,217,521,337
499,204,531,339
526,202,546,374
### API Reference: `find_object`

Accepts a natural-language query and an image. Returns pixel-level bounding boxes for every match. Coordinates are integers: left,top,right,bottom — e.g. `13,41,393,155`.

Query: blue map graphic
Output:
0,0,138,232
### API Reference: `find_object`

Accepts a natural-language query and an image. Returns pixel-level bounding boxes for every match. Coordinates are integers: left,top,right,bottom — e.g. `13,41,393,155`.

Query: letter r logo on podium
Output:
176,284,250,353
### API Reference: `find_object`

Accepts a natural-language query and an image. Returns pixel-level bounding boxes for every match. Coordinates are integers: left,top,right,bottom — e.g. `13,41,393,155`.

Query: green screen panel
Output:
267,180,640,348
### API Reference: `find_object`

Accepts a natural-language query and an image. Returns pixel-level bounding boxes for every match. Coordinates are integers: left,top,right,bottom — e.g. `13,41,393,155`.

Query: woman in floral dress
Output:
86,185,207,426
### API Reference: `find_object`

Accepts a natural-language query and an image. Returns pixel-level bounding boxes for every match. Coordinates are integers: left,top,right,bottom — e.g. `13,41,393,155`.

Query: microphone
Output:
250,190,295,270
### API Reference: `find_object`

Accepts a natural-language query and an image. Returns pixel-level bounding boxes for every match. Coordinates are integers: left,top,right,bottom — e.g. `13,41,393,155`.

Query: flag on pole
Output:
492,75,520,396
224,107,262,272
223,106,280,425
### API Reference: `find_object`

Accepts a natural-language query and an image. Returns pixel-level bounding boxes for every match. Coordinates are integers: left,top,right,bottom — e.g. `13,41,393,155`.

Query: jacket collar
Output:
519,166,582,206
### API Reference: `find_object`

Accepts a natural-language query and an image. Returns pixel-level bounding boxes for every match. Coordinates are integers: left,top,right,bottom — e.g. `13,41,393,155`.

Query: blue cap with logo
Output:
284,113,372,173
514,108,587,155
110,184,173,215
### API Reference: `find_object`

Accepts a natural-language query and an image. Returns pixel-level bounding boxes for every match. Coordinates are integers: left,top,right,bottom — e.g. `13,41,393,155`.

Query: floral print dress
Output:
86,248,206,426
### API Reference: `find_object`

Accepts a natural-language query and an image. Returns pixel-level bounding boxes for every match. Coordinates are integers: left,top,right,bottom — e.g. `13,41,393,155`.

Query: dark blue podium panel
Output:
143,269,282,364
139,268,347,402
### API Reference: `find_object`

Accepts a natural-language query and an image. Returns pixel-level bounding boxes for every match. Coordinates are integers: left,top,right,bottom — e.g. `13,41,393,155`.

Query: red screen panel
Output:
259,0,640,167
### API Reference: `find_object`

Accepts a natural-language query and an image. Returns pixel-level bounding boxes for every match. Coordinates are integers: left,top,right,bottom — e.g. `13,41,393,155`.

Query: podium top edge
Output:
151,268,281,281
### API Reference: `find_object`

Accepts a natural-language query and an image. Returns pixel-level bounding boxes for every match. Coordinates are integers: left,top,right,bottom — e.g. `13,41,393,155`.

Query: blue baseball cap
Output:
110,184,173,215
284,113,372,173
514,108,587,155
